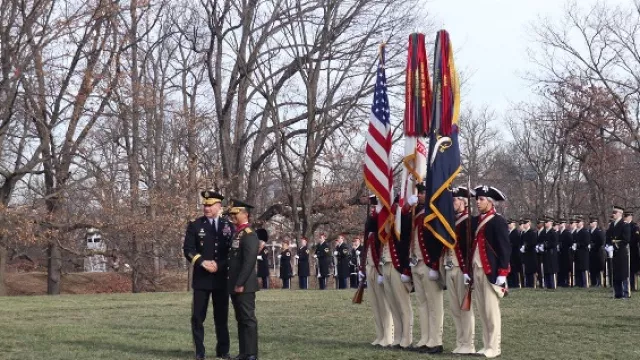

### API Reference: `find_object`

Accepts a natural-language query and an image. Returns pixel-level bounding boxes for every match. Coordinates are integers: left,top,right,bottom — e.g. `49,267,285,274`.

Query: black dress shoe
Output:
426,345,444,354
216,354,231,360
231,356,245,360
245,356,257,360
390,344,402,350
410,345,427,352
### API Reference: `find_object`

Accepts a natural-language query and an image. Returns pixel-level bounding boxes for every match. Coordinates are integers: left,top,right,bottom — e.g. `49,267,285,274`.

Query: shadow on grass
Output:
61,339,194,359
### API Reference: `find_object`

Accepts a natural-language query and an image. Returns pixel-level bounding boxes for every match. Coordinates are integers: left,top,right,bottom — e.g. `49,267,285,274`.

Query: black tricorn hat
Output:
473,185,506,201
452,186,475,199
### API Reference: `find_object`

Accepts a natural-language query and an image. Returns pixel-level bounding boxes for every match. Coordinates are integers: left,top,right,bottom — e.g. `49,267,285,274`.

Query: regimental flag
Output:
364,45,394,244
396,33,432,238
423,30,461,249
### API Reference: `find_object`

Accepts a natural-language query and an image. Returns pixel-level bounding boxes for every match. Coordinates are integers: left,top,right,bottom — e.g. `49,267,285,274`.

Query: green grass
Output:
0,287,639,360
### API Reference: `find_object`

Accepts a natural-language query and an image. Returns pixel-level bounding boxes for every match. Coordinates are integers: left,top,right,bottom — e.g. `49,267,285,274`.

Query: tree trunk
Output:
0,242,8,296
47,242,62,295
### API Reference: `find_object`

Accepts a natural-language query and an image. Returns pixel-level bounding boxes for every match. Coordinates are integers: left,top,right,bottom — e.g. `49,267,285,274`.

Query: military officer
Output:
521,219,538,288
588,217,605,287
334,235,350,289
279,239,293,289
471,186,511,359
541,216,558,289
624,211,640,291
535,218,546,288
227,199,260,360
315,234,331,289
296,237,310,289
605,205,631,299
574,216,590,288
256,229,270,289
183,190,233,360
507,219,522,288
447,187,476,355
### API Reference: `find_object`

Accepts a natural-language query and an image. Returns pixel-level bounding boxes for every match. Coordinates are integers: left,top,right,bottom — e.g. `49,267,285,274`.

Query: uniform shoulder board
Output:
306,249,309,254
244,228,253,234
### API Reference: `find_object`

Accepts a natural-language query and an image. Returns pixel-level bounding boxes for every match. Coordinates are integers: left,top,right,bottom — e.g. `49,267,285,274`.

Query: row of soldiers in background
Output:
507,206,640,298
254,231,365,290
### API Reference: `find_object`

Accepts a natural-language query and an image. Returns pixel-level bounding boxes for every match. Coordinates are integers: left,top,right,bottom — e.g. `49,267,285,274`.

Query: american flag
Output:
364,47,394,244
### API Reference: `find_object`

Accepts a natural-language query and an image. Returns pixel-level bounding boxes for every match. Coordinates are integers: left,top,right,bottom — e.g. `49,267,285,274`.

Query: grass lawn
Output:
0,286,639,360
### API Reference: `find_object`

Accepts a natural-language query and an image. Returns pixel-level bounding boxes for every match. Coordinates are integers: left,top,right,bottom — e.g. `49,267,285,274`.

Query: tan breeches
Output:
412,261,443,347
366,263,393,346
382,263,413,347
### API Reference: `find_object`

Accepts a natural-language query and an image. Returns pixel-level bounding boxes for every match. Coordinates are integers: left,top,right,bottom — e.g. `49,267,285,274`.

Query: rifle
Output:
353,200,371,304
461,176,473,311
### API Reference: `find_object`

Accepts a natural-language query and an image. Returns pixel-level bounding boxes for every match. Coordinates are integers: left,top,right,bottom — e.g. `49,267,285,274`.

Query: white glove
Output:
377,275,384,285
375,203,383,213
588,244,591,250
520,245,525,253
400,274,411,283
313,254,318,258
333,251,338,256
537,244,543,253
428,269,439,281
463,273,471,285
407,194,419,206
495,275,506,286
257,255,263,260
358,271,365,281
277,255,282,259
355,250,361,256
606,247,614,258
571,244,577,251
295,255,299,259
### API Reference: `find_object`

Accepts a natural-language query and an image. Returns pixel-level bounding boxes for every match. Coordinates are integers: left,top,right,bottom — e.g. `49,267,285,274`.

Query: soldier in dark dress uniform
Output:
541,216,558,289
507,219,522,288
535,219,546,288
624,212,640,291
279,240,293,289
588,217,605,287
296,237,310,289
334,234,350,289
557,219,573,287
606,206,631,299
574,216,591,288
256,229,270,289
315,234,331,289
349,238,362,288
227,199,260,360
521,219,538,288
183,191,234,360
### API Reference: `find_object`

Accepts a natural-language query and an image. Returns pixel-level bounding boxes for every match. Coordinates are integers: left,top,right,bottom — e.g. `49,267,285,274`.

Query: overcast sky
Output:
426,0,628,118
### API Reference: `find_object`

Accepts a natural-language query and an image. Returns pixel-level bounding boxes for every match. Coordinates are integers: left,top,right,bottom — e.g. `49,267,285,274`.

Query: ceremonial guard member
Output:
381,195,413,350
574,217,590,288
296,237,310,290
403,183,439,353
315,234,331,289
349,238,362,288
183,190,233,360
541,216,558,289
256,229,270,289
279,240,292,289
521,219,538,288
227,199,260,360
589,217,605,287
605,206,631,299
507,219,522,288
447,187,476,355
624,211,640,291
471,186,511,359
557,219,573,287
334,235,350,289
536,219,546,288
360,195,393,347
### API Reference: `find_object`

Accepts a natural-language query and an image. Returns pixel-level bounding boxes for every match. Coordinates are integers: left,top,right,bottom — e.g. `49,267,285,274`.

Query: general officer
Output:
183,190,234,360
227,199,260,360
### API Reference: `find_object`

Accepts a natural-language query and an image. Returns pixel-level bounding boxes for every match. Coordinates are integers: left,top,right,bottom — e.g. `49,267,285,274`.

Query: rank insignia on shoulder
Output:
244,228,253,234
